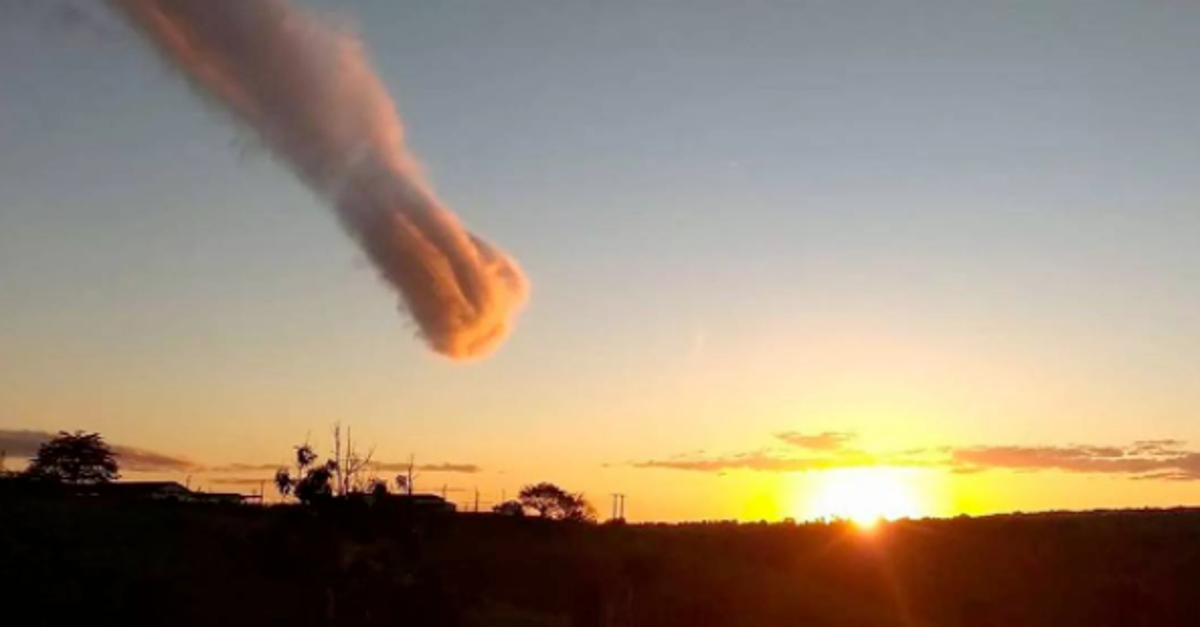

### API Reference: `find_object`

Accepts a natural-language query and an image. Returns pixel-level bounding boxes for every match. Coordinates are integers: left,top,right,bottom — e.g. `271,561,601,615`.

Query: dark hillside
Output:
4,497,1200,626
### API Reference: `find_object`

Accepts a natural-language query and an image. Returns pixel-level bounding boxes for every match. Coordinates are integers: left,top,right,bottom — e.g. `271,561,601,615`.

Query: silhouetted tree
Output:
561,496,597,522
493,500,525,517
294,462,334,504
369,478,389,498
274,442,318,499
396,454,419,495
329,422,374,497
273,468,292,498
24,431,119,484
275,442,336,504
274,427,377,505
518,482,595,522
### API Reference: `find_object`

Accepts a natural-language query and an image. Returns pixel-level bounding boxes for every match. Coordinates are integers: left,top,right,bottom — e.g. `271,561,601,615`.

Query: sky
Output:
2,0,1199,522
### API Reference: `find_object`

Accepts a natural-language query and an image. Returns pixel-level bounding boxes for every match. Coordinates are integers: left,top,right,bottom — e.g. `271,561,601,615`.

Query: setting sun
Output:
805,468,925,528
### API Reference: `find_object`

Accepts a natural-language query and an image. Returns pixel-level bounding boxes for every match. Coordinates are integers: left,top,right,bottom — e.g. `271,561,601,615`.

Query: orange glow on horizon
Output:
802,467,926,527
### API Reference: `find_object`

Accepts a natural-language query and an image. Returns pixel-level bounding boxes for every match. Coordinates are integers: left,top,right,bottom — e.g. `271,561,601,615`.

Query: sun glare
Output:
806,467,924,529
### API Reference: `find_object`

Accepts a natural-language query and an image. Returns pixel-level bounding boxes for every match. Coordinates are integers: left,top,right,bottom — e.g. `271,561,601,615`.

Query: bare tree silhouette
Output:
330,422,374,497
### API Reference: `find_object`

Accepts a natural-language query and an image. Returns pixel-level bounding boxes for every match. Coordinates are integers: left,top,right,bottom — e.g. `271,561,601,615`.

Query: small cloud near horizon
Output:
775,431,858,451
0,430,483,478
369,461,483,474
0,429,196,472
207,462,287,473
0,429,56,458
633,431,1200,482
209,477,274,487
634,452,875,474
951,444,1200,478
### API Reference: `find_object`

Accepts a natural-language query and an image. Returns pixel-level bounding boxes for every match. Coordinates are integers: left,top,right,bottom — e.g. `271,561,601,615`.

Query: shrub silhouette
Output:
493,500,526,517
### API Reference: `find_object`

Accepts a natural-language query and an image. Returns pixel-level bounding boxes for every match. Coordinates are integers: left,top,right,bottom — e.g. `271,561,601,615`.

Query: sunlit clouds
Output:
105,0,527,360
634,431,1200,482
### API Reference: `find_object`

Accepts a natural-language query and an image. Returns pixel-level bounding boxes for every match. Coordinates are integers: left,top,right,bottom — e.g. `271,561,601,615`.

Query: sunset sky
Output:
2,0,1200,522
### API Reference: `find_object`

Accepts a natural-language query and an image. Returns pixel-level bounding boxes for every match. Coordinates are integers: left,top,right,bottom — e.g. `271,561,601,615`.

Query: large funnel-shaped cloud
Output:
107,0,528,359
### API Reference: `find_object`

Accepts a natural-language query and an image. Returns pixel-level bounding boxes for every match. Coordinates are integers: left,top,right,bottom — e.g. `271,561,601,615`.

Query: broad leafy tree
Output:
518,482,595,521
25,431,120,484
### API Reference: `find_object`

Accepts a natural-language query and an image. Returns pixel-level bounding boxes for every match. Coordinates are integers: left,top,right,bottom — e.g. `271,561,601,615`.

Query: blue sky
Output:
2,0,1199,519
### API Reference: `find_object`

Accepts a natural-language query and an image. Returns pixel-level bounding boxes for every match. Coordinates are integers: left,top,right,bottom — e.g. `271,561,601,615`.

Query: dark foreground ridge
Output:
4,495,1200,626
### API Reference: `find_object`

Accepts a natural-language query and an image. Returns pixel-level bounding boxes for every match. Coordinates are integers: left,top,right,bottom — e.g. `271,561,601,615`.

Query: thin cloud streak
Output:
634,432,1200,482
0,429,196,472
775,431,857,451
634,452,875,474
209,460,483,474
0,432,482,480
0,429,55,458
951,445,1200,478
368,461,483,474
113,445,197,472
209,477,275,487
206,462,287,473
417,463,483,474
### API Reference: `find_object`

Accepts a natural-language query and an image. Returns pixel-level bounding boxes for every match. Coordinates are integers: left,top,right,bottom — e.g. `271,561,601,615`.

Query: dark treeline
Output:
4,494,1200,626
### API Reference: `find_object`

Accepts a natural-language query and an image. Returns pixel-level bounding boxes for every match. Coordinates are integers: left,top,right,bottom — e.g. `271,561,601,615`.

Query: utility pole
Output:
344,425,351,497
611,493,626,521
474,487,480,513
